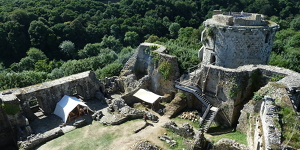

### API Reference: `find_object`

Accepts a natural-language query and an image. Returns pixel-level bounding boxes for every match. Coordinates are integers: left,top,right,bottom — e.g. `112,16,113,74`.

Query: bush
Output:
253,92,263,101
96,63,123,79
159,61,173,81
176,92,186,98
269,75,284,82
2,103,20,115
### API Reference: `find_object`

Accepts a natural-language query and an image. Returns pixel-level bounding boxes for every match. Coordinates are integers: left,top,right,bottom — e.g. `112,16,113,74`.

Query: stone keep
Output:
199,10,279,68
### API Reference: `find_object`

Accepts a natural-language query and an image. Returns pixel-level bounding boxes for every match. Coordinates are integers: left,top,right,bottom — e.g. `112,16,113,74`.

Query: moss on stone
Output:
2,103,20,115
176,92,186,99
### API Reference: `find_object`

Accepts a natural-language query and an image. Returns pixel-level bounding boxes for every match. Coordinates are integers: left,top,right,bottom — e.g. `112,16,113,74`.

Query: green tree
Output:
290,17,300,30
96,63,123,79
59,40,76,59
124,31,139,47
169,23,181,38
78,43,101,58
100,35,123,53
2,21,30,62
28,20,56,51
9,9,30,26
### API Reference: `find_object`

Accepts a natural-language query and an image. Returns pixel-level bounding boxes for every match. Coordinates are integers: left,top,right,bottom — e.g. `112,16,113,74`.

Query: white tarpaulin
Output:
54,95,88,123
133,89,163,104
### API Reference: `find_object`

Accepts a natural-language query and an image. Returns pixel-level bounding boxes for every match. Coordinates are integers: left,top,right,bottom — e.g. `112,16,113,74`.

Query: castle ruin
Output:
0,10,299,150
199,10,279,68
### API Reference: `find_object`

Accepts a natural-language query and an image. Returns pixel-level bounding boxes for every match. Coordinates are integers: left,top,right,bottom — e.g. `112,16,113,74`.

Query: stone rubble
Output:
163,121,194,138
101,98,158,125
158,135,177,147
91,110,103,121
132,140,161,150
18,128,64,150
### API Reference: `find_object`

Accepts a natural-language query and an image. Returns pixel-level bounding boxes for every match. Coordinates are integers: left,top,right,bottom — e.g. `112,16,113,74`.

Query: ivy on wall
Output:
159,61,173,81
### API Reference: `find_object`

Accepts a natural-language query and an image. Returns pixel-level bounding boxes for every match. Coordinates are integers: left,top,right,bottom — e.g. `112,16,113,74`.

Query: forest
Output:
0,0,299,91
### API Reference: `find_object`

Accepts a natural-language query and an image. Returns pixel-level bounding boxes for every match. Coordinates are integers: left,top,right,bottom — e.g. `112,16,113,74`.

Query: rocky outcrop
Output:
212,138,249,150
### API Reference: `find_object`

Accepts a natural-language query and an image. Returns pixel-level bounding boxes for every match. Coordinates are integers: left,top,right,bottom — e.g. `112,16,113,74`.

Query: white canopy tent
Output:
133,89,163,104
54,95,88,123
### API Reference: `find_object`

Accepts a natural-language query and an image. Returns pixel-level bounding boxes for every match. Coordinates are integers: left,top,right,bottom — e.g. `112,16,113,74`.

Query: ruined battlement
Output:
199,10,279,69
208,10,271,27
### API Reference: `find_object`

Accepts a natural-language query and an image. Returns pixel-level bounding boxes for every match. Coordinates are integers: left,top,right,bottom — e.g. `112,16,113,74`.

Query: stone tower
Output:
199,10,279,68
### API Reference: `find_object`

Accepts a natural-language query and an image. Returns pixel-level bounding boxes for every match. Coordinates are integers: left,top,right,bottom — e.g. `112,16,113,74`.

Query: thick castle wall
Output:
193,64,299,126
0,71,102,148
200,25,278,68
200,11,279,69
0,102,15,148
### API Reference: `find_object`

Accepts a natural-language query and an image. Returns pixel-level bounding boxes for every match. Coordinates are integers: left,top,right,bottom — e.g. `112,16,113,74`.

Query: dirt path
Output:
37,112,174,150
37,95,180,150
107,115,172,150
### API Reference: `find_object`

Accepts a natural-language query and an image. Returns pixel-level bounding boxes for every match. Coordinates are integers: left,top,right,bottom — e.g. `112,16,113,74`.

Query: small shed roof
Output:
133,89,163,104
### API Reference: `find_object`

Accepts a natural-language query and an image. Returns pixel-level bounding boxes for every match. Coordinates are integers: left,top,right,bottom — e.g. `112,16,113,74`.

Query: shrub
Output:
176,92,186,98
253,92,263,101
150,51,160,63
2,103,20,115
269,75,284,82
150,45,159,50
229,83,239,98
159,61,173,81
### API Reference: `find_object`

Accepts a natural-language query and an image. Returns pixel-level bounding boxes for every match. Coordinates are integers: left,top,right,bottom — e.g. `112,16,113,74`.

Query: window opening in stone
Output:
265,33,270,43
210,54,216,64
72,85,84,98
29,97,45,119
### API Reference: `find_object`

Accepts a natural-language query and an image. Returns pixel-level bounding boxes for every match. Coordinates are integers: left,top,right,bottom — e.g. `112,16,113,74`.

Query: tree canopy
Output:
0,0,299,90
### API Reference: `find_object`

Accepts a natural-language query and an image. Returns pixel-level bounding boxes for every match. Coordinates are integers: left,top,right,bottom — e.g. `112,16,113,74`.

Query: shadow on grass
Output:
206,125,233,136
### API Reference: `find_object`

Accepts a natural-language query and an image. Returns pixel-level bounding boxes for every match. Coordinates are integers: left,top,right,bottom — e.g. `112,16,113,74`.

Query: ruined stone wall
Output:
237,83,294,149
149,53,180,95
6,71,102,120
120,43,180,103
192,64,299,126
0,71,102,148
0,101,15,148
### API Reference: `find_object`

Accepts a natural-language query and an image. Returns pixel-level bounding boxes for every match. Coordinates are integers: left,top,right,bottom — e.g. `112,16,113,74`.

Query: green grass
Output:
269,74,284,82
210,131,247,145
173,116,200,129
46,122,118,150
165,129,190,149
278,106,300,148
